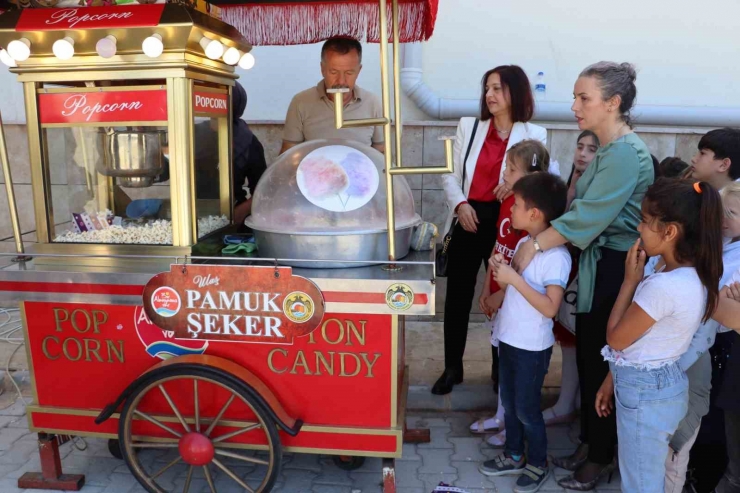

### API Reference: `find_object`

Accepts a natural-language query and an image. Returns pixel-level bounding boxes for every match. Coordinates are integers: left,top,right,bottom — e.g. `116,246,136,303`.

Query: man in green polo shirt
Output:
280,37,385,155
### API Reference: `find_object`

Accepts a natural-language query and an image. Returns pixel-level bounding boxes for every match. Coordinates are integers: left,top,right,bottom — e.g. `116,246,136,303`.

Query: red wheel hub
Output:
178,432,214,466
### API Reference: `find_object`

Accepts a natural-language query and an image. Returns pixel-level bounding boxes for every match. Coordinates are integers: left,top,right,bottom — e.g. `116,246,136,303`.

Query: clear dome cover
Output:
247,139,419,234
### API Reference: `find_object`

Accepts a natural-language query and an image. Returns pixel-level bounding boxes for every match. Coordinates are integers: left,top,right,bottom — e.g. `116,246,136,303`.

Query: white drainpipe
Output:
401,43,740,127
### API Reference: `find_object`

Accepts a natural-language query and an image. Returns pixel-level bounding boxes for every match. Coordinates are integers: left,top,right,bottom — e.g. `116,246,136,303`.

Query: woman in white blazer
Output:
433,66,547,395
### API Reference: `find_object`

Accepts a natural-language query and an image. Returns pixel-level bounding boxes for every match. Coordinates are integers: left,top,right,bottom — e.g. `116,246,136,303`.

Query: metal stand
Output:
382,458,396,493
18,433,85,491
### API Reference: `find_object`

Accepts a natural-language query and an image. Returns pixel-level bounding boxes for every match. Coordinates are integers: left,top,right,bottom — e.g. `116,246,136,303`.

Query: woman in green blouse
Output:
511,62,654,490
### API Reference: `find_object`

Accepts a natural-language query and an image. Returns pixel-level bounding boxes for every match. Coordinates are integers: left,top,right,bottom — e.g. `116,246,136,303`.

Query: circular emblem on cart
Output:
283,292,315,323
151,287,181,318
386,283,414,311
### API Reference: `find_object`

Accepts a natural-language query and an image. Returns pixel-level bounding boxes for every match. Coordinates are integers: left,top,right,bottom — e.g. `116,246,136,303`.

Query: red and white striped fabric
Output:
220,0,438,46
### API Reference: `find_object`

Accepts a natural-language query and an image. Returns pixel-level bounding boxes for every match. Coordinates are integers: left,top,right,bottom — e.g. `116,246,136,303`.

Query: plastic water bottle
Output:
535,72,546,101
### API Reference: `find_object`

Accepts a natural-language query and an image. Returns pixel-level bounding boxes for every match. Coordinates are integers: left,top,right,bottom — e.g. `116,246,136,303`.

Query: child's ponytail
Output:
644,178,724,322
695,181,724,321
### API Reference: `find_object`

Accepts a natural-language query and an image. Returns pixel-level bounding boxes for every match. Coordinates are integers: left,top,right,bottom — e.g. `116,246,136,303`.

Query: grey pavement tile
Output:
418,448,456,474
416,427,453,450
0,401,28,417
3,456,42,479
348,470,383,492
0,416,22,429
311,486,352,493
546,426,579,452
451,461,496,490
283,452,323,472
394,460,423,488
0,411,591,493
274,468,318,492
0,439,39,465
409,416,452,429
449,437,487,462
397,444,421,462
313,463,354,486
61,455,136,487
447,415,479,438
67,437,115,458
99,473,142,493
480,444,504,460
0,427,34,451
0,478,22,493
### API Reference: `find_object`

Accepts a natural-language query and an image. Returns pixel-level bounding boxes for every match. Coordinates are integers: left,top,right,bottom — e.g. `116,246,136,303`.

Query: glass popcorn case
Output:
0,4,250,265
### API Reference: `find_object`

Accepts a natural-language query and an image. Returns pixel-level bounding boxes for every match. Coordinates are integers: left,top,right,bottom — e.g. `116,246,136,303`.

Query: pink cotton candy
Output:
299,157,349,199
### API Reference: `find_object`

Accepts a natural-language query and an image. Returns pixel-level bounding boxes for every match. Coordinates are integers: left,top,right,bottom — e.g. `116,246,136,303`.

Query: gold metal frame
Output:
0,111,24,254
329,0,455,261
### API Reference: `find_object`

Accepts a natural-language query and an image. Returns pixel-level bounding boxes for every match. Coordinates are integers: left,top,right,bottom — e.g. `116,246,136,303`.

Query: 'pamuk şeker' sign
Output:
194,92,229,116
142,265,325,344
39,90,168,125
15,5,165,31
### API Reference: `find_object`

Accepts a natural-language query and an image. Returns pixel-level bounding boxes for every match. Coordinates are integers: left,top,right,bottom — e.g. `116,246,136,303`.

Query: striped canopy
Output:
214,0,439,46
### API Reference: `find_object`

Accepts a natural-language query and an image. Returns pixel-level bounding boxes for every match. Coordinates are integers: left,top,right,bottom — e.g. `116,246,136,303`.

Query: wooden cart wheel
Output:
108,438,124,460
332,455,366,471
118,367,282,493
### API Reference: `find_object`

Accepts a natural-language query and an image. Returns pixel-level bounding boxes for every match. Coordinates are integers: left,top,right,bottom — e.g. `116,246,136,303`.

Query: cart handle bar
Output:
0,252,433,267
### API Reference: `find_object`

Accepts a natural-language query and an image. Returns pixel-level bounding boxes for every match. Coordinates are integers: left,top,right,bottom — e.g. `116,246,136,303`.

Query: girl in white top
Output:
594,178,724,493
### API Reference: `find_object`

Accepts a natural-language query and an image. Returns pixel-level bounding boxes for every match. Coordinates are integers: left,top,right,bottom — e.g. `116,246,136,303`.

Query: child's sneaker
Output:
478,453,525,476
514,463,550,493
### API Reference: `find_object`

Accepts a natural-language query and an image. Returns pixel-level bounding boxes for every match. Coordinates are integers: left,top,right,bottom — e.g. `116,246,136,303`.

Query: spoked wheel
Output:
332,455,366,471
118,366,282,493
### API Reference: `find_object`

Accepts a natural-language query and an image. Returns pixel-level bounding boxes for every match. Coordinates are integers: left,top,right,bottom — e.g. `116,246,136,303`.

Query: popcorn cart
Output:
0,0,442,491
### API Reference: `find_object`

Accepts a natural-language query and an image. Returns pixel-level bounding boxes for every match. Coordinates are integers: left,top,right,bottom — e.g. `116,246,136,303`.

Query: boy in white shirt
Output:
479,173,571,493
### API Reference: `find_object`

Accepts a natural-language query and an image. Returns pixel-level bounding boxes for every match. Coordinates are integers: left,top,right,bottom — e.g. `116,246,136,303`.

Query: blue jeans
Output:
610,361,688,493
499,341,552,467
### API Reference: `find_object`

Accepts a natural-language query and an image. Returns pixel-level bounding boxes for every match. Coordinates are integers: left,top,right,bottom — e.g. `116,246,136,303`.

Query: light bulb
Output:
0,49,16,68
52,37,75,60
96,35,117,59
142,34,163,58
7,38,30,62
222,47,240,66
199,37,223,60
238,52,255,70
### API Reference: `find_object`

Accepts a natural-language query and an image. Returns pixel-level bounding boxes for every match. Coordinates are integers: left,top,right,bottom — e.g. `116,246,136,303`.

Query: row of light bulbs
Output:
0,34,255,69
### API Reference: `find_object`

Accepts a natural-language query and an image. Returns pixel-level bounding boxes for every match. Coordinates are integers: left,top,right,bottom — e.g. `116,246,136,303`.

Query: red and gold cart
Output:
0,0,444,491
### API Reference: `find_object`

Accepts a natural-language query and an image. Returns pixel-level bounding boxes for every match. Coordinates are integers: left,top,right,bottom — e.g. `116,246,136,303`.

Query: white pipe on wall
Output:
401,43,740,127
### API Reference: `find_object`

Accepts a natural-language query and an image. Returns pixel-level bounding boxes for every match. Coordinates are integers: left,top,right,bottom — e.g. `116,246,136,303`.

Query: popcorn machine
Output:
0,4,250,266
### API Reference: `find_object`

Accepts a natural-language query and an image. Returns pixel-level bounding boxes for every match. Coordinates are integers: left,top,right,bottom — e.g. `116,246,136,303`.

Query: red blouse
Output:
467,123,508,202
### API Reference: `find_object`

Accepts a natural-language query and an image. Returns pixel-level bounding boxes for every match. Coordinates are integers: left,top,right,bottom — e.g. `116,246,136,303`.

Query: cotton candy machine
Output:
246,139,421,267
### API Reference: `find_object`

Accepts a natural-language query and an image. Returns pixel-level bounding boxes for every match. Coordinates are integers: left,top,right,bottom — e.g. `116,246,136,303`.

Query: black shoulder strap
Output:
462,118,479,189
